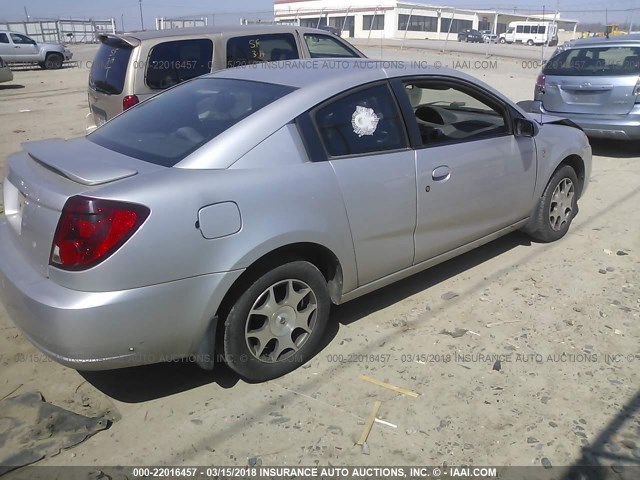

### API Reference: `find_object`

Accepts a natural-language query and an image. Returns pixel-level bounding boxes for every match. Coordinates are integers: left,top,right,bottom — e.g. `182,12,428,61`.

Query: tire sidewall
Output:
223,261,330,381
46,53,63,69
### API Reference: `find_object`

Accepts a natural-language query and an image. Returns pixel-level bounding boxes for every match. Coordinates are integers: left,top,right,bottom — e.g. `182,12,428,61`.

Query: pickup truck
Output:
0,31,73,69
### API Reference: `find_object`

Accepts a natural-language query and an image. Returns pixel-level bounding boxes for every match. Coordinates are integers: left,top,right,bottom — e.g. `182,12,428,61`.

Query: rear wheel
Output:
527,39,535,46
222,261,330,382
524,165,579,242
43,53,63,70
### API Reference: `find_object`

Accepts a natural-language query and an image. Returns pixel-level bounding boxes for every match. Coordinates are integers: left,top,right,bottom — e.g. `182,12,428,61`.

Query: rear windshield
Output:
89,42,133,95
544,46,640,76
88,78,295,166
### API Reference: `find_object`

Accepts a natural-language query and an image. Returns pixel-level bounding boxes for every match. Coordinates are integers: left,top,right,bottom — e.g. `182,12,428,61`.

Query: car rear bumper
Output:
0,218,243,371
530,101,640,140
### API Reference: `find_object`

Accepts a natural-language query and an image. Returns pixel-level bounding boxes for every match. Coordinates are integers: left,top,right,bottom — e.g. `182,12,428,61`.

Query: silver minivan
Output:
87,25,364,130
529,34,640,139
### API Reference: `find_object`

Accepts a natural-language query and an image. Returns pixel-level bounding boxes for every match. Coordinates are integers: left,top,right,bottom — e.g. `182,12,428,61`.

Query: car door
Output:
9,33,39,62
391,77,537,264
304,82,417,286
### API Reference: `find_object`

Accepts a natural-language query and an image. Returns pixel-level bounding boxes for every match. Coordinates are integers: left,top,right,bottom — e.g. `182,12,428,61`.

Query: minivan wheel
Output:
44,53,64,69
223,261,330,382
499,38,506,44
527,39,535,46
524,165,579,243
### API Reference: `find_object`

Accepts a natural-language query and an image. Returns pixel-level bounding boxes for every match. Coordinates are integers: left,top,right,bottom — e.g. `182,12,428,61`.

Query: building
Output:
274,0,578,40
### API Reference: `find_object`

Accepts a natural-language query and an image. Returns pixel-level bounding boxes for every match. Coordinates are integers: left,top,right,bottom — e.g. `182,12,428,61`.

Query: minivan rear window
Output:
90,42,132,95
544,46,640,76
88,78,295,167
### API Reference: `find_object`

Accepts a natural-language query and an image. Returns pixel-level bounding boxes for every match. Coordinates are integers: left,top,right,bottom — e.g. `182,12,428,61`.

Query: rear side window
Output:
226,34,298,67
88,78,295,166
304,34,360,58
90,43,133,95
145,39,213,90
314,84,407,157
544,46,640,76
0,34,8,44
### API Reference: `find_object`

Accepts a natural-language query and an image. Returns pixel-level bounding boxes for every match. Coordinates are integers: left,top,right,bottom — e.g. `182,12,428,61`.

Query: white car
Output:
0,56,13,83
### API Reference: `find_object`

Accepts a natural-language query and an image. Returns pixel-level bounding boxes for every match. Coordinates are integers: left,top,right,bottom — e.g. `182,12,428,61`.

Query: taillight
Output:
536,73,546,94
122,95,139,110
50,196,150,270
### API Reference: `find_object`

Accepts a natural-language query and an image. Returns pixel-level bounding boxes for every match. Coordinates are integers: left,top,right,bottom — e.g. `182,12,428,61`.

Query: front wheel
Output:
43,53,64,69
527,39,535,46
524,165,579,242
222,261,331,382
499,38,506,44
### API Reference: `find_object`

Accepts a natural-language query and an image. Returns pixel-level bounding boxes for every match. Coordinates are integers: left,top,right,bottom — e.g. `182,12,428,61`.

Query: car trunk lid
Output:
542,45,640,115
3,138,159,277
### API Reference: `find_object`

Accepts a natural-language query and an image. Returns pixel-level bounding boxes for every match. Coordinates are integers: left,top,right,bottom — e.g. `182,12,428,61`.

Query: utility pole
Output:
139,0,145,31
121,14,125,32
24,6,30,21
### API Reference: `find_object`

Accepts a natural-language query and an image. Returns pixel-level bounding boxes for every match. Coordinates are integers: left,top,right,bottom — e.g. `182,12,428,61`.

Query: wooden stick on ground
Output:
356,400,381,446
358,374,420,398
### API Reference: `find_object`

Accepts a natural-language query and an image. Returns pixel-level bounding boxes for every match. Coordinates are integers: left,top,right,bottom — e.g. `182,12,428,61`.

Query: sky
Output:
1,0,639,29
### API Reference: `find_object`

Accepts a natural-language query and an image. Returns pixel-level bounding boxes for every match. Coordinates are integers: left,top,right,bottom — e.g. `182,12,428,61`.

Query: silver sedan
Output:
0,59,592,381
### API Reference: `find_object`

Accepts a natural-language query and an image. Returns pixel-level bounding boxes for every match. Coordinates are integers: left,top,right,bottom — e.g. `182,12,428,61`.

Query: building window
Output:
398,14,437,32
300,17,327,28
440,18,473,33
363,15,385,31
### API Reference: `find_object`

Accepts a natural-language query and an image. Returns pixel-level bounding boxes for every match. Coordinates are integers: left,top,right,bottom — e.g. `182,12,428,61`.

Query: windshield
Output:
88,78,295,166
89,42,133,95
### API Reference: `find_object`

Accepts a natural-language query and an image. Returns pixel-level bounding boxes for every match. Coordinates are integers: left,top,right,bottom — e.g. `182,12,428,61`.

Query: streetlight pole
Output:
139,0,145,30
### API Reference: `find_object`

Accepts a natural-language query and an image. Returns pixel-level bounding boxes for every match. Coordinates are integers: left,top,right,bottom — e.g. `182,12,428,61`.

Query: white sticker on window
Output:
351,106,380,137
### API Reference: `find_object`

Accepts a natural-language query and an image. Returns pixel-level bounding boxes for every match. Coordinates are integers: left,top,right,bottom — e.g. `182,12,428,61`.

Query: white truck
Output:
0,30,73,69
499,21,558,46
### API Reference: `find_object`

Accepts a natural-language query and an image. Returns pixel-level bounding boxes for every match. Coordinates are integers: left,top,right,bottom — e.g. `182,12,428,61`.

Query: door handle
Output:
432,165,451,182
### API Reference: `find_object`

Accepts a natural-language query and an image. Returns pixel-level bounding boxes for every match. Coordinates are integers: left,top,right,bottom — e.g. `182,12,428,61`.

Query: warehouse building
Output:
274,0,578,40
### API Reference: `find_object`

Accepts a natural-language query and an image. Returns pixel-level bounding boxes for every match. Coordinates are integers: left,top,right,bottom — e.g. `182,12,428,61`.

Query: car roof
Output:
179,58,515,169
562,34,640,48
117,24,331,42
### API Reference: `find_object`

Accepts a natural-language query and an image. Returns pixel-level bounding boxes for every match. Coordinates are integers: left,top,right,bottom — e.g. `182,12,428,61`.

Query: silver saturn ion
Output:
0,60,592,382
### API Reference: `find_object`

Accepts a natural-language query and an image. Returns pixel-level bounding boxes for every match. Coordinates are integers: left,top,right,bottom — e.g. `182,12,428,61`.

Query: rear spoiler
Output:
97,34,140,48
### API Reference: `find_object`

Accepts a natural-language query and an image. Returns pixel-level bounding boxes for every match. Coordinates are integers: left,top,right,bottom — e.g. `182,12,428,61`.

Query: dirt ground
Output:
0,43,639,472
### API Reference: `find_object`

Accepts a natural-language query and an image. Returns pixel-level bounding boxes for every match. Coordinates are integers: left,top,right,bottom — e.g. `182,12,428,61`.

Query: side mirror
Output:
514,117,539,137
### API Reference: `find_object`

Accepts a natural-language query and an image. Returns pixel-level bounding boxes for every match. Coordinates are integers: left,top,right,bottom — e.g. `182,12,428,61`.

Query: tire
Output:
499,38,506,44
524,165,579,243
222,261,331,382
527,39,534,46
43,53,63,70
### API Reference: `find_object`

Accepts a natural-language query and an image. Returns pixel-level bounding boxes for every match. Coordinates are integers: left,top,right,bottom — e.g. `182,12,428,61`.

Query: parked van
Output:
87,25,364,130
499,22,558,46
